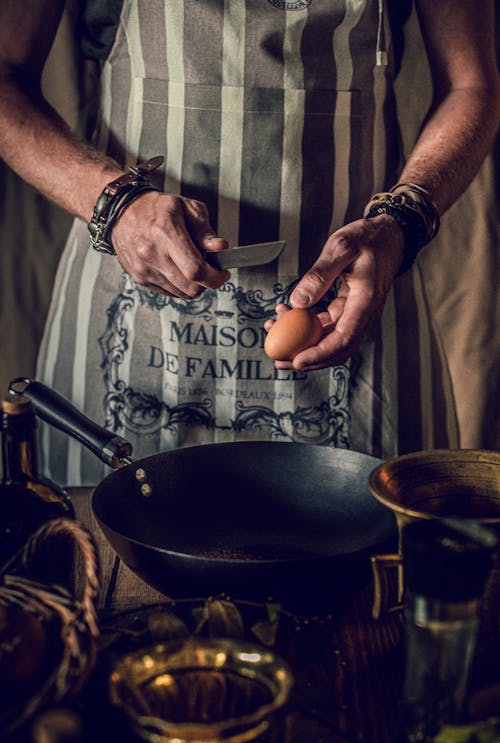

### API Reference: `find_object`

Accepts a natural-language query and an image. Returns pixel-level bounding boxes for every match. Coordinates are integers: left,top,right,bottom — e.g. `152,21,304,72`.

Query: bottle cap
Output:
402,518,497,601
1,395,33,415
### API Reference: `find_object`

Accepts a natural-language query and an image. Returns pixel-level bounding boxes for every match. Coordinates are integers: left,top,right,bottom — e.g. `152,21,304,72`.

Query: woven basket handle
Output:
16,518,101,638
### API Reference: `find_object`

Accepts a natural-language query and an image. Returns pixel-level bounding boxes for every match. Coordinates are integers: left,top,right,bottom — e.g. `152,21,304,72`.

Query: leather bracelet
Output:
363,185,440,276
88,155,164,254
389,182,440,242
364,198,426,275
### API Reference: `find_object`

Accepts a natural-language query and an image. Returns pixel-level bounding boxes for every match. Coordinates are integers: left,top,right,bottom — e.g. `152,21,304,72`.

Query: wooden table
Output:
69,487,405,743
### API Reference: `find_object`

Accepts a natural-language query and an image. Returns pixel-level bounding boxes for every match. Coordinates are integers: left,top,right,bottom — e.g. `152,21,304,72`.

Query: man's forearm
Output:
400,87,499,214
0,77,121,221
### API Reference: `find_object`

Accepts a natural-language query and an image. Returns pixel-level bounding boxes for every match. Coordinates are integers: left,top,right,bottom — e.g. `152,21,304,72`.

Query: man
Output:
0,0,498,485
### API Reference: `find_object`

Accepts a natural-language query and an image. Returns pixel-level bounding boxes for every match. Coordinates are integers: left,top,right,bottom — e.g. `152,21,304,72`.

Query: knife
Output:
204,240,285,270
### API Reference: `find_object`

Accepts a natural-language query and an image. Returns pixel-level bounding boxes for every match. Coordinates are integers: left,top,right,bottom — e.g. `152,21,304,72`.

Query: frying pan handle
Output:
8,378,132,468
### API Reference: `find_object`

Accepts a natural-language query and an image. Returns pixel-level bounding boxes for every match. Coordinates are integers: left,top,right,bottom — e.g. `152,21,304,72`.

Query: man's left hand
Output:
265,214,405,371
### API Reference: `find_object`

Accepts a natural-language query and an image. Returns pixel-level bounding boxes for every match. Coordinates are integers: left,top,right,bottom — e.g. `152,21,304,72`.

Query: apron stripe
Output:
239,88,284,245
412,265,435,449
95,61,113,153
222,0,246,88
302,3,340,90
124,1,145,78
244,0,286,89
140,79,169,165
215,1,247,433
370,323,384,458
415,263,459,448
182,85,221,217
283,5,307,91
279,88,304,279
394,271,423,453
299,89,335,272
218,87,245,244
138,0,168,81
218,0,246,243
122,2,145,165
105,15,131,167
380,288,399,458
164,80,185,195
430,321,458,448
37,231,79,482
165,3,185,83
278,7,306,277
158,303,180,452
164,3,185,195
184,0,225,83
331,0,362,230
67,250,103,485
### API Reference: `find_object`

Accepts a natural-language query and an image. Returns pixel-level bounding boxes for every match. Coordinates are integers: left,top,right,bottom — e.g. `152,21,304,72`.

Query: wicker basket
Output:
0,518,100,738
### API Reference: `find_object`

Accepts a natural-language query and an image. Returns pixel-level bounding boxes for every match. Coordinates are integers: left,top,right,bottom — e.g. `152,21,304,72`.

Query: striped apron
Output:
37,0,458,486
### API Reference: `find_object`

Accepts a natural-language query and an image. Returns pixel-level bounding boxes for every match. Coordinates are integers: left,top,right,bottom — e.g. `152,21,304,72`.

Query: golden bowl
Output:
108,636,293,742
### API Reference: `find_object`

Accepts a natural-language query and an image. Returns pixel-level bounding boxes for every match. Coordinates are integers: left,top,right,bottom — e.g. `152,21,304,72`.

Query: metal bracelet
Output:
89,183,160,254
88,156,164,255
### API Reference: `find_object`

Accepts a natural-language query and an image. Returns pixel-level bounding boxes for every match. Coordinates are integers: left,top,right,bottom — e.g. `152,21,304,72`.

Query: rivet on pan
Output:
135,468,147,482
140,483,153,498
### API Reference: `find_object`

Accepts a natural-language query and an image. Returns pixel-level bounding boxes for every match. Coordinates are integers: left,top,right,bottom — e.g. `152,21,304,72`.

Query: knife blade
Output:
204,240,285,270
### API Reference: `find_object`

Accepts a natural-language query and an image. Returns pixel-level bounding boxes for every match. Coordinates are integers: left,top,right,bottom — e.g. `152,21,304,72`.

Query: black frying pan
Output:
13,379,397,606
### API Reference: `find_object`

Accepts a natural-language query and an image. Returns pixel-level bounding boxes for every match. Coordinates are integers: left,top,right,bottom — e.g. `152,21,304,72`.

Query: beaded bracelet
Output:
88,155,164,254
363,183,440,275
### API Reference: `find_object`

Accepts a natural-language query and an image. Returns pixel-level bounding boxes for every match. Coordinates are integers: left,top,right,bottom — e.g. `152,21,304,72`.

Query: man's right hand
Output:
111,191,230,298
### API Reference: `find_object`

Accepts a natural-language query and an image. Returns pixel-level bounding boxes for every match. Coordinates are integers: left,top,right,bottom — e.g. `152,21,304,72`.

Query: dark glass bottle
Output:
0,394,74,565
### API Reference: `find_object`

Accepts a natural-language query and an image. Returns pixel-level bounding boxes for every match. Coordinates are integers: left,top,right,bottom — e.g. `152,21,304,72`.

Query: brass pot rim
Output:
368,448,500,524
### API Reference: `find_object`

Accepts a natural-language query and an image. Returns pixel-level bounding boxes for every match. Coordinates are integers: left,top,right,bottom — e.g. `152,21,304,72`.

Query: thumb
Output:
181,198,228,251
290,263,335,308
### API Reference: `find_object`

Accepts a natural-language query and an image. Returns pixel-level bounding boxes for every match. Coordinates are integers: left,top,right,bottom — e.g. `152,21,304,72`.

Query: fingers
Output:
269,219,400,370
266,275,376,371
182,199,229,253
141,266,201,299
263,303,290,333
292,280,373,370
157,198,230,290
112,192,230,296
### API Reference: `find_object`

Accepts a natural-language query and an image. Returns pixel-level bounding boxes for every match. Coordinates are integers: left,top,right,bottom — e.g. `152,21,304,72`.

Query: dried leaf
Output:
246,602,282,646
266,602,282,623
147,608,189,641
192,605,209,635
206,599,244,639
250,619,279,647
434,718,500,743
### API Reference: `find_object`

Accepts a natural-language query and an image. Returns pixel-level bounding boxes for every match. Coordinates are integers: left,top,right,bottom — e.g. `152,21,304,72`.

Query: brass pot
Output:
368,449,500,619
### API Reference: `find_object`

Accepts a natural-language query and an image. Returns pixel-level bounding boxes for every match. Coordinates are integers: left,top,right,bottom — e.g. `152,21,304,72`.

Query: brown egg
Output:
264,308,323,361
